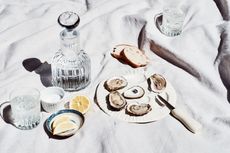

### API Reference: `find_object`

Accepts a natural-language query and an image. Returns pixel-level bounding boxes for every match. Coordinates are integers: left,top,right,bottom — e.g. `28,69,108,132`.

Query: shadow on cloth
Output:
22,58,52,87
0,101,14,125
213,0,230,21
215,24,230,103
138,21,201,80
138,13,162,50
140,16,230,103
218,55,230,102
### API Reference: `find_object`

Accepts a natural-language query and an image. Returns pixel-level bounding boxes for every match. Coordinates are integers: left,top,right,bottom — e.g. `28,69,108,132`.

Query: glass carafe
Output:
51,11,91,91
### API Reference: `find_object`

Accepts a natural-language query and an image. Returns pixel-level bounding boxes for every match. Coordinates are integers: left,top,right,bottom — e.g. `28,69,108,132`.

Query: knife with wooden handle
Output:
156,95,202,134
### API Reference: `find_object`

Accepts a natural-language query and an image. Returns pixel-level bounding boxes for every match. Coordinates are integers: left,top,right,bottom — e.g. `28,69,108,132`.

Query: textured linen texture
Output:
0,0,230,153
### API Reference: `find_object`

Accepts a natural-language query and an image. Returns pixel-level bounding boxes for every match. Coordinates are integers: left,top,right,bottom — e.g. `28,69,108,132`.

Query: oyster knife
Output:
157,95,202,134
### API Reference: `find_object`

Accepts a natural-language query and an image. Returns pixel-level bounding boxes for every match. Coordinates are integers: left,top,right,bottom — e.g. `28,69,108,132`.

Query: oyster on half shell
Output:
126,103,152,116
104,76,128,91
123,86,145,99
108,91,127,111
148,74,166,93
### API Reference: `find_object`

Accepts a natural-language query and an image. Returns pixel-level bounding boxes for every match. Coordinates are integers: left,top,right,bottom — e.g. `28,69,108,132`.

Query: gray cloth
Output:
0,0,230,153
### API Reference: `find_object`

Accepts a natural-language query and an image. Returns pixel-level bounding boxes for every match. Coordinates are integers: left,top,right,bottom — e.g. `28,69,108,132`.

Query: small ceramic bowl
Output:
40,87,65,113
46,109,84,137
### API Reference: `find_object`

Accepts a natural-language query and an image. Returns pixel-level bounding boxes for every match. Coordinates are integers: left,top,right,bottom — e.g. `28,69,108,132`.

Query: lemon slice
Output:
52,120,78,135
52,115,71,130
69,96,90,114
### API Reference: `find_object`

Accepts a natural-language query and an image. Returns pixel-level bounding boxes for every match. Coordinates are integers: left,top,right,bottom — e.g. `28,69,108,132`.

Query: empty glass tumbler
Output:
10,87,40,130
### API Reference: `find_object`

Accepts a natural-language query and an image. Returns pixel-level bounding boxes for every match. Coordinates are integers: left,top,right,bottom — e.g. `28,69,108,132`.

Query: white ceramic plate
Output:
96,71,177,123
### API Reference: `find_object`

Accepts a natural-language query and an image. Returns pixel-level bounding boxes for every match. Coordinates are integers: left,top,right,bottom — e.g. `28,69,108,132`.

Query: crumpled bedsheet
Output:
0,0,230,153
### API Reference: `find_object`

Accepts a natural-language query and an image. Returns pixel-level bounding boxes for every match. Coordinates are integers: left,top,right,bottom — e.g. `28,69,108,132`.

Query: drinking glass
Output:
10,87,40,130
161,2,185,36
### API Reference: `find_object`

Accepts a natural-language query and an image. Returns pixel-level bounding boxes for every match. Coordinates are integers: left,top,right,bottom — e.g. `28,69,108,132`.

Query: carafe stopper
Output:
58,11,80,30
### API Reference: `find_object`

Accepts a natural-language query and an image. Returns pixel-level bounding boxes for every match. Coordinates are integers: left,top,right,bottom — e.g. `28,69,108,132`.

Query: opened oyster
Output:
123,86,145,99
148,74,166,93
108,91,127,111
126,103,151,116
104,76,128,91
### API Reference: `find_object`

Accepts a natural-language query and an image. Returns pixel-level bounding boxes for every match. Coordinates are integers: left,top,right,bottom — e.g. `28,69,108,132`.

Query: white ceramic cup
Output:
40,87,65,113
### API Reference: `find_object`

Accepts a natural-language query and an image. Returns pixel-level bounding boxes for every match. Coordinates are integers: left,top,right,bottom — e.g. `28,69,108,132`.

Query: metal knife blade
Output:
157,95,175,110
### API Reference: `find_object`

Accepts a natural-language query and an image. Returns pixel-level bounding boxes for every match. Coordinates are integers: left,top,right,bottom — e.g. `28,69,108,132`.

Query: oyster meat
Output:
108,91,127,110
104,76,128,91
123,86,145,99
126,103,151,116
148,74,166,93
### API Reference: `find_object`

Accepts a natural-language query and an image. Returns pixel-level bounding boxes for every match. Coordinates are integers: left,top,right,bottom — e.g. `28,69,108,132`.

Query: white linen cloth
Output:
0,0,230,153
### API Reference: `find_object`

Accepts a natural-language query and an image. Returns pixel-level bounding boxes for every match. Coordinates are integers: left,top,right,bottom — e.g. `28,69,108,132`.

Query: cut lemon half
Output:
52,120,78,135
52,115,71,130
69,95,90,114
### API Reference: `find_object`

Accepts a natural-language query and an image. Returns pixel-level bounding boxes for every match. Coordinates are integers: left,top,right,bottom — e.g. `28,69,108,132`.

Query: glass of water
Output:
161,3,185,37
10,87,40,130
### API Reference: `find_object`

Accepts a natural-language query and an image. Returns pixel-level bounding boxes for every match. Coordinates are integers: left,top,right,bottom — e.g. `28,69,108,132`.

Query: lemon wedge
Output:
52,115,71,130
52,120,78,135
69,95,90,114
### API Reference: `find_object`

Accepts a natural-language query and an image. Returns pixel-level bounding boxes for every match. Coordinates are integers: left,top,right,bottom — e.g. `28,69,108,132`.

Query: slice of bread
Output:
111,44,131,59
121,47,149,68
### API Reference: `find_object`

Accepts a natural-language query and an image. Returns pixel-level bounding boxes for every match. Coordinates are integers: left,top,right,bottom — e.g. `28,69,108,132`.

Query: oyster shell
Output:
148,74,166,93
104,76,128,91
126,103,152,116
123,86,145,99
108,91,127,110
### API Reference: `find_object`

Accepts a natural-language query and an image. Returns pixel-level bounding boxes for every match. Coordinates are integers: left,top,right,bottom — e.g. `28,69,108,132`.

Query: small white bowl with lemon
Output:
46,95,91,137
46,109,84,137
